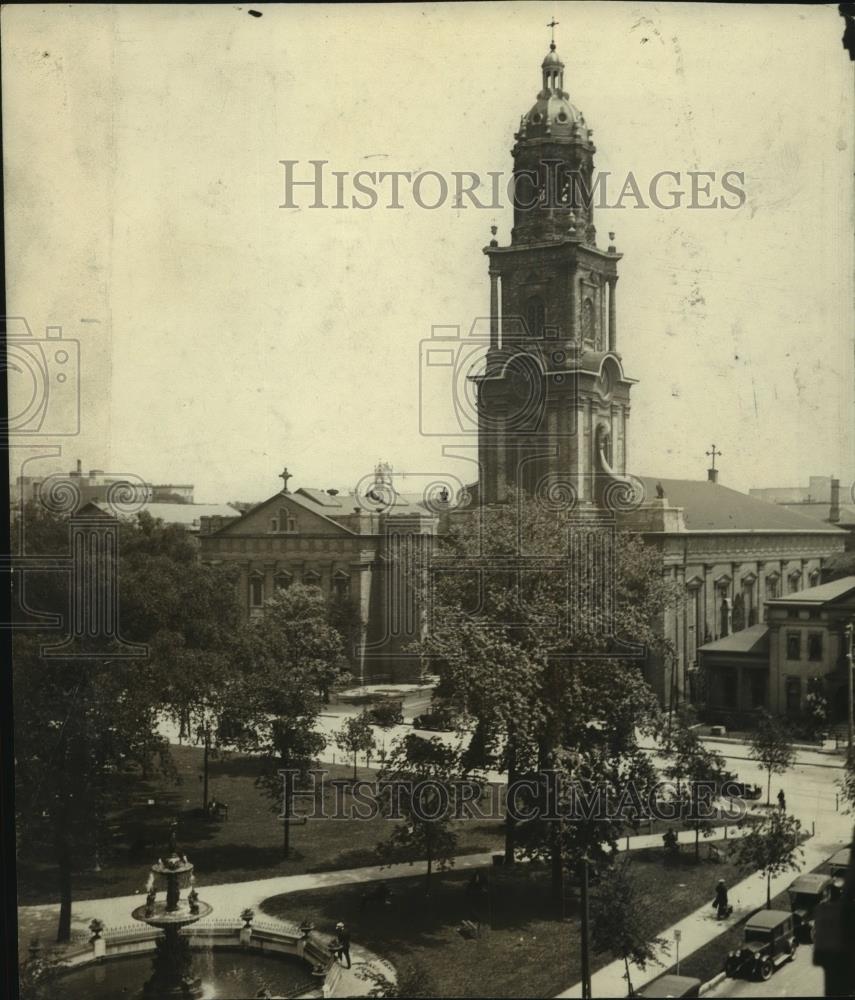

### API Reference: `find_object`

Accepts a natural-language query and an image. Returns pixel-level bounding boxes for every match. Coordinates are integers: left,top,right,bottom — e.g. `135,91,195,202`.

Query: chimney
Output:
707,468,718,484
829,477,841,523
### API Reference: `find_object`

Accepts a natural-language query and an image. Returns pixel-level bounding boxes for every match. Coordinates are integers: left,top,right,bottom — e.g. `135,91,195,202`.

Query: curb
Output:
700,734,843,757
699,970,726,995
641,743,845,771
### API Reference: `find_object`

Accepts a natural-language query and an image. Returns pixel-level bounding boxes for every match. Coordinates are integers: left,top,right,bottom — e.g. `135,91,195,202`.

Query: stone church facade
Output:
198,42,846,709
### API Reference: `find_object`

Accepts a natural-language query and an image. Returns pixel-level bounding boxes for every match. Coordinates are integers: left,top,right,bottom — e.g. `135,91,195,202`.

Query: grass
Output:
657,850,836,987
16,745,505,907
260,845,743,998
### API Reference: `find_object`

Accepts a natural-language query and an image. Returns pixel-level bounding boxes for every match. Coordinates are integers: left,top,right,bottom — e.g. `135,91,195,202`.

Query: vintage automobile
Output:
787,873,834,941
412,705,456,732
721,779,763,801
724,909,798,981
637,973,702,997
826,847,851,896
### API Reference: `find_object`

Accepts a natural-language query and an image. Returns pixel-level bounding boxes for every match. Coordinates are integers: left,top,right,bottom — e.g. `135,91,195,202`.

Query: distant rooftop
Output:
638,477,846,533
698,624,770,656
766,575,855,606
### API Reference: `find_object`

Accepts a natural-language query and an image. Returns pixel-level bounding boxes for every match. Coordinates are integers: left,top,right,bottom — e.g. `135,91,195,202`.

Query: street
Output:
705,944,824,998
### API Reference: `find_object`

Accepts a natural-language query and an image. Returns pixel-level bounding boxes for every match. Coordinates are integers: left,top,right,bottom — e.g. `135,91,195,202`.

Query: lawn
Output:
16,745,505,906
261,845,743,998
659,850,839,987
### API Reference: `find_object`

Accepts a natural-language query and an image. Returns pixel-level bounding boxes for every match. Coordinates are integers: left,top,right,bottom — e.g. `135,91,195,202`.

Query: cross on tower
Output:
279,466,293,493
706,444,722,471
547,18,559,46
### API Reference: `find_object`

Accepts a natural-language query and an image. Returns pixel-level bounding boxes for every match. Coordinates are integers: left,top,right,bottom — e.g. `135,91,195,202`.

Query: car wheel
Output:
759,959,773,981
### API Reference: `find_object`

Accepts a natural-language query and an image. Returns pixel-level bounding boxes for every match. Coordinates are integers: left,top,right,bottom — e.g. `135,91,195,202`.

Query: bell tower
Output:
477,36,636,507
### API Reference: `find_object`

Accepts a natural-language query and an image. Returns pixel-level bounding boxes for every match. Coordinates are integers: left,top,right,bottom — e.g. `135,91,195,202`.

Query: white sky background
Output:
3,2,854,503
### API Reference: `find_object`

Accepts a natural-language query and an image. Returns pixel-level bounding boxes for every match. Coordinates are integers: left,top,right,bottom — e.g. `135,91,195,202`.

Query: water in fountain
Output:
55,821,319,999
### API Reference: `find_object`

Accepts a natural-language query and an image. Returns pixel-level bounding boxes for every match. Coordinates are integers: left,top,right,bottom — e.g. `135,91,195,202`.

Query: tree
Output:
840,750,855,814
591,859,668,995
335,711,377,780
800,676,829,743
731,811,804,908
415,488,676,894
663,718,728,859
376,734,460,894
119,515,243,812
11,505,202,942
228,585,348,857
748,711,796,807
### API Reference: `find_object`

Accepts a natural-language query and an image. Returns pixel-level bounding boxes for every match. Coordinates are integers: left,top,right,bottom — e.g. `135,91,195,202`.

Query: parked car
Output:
637,974,702,998
722,780,762,801
724,910,798,981
787,873,834,942
412,706,456,732
826,847,851,896
367,699,404,728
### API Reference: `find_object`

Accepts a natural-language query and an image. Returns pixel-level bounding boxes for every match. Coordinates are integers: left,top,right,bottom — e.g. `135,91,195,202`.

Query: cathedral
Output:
198,41,845,713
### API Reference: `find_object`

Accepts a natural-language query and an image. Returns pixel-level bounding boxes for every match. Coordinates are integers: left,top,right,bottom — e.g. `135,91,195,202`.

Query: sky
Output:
4,2,854,503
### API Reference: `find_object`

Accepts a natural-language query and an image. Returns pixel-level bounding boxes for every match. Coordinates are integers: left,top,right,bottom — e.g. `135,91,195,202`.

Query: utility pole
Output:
579,854,592,999
846,623,853,758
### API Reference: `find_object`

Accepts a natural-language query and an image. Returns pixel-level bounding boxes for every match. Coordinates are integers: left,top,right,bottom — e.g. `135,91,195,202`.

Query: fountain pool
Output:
58,949,317,999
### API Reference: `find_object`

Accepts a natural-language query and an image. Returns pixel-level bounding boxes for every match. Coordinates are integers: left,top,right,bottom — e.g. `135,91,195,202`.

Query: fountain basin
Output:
131,901,214,927
58,948,319,999
55,921,344,999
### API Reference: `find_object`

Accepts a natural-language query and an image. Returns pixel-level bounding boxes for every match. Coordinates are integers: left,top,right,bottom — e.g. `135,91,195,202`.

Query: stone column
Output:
703,564,714,642
489,270,499,350
607,277,618,351
496,412,507,501
568,267,576,341
238,564,249,617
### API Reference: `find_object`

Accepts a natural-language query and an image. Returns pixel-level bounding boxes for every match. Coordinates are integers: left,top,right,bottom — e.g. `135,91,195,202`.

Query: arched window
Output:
526,297,545,338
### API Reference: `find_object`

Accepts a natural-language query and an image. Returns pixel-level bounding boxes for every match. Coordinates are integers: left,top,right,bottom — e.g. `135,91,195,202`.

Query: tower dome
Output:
518,42,587,140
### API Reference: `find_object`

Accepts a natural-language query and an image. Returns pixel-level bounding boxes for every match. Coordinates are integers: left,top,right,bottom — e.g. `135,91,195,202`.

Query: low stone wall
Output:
63,920,334,999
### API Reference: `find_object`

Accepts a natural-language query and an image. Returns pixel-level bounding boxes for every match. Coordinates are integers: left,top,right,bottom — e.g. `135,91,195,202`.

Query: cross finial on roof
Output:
279,466,293,492
547,18,559,49
705,444,722,471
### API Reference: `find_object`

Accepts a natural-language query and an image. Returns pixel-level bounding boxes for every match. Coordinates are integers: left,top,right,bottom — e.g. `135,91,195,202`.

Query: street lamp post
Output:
674,928,682,975
579,854,592,999
846,623,853,758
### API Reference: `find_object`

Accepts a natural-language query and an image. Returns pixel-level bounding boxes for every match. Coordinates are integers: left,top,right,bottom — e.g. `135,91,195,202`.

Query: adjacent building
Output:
699,577,855,722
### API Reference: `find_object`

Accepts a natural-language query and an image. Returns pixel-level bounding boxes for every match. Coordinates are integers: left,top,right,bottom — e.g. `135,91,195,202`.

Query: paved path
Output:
704,940,824,998
556,743,852,999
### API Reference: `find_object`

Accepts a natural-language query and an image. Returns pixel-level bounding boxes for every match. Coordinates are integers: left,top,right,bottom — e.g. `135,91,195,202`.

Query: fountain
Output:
130,821,212,998
52,821,346,999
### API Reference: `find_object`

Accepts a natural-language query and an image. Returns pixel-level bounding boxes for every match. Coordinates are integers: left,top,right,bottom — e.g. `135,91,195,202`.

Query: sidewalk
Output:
17,824,742,943
555,831,850,998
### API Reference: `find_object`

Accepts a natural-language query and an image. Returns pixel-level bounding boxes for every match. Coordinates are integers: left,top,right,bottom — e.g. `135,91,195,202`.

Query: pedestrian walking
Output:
335,921,351,969
777,789,786,812
713,878,732,919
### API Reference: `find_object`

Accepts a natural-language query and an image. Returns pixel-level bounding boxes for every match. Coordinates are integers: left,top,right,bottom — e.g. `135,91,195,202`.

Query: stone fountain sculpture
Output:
131,822,212,998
